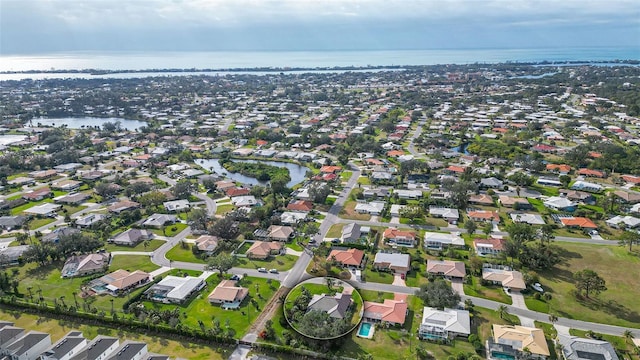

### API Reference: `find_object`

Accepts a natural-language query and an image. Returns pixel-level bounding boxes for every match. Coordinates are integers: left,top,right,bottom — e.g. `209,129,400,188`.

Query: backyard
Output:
463,276,513,305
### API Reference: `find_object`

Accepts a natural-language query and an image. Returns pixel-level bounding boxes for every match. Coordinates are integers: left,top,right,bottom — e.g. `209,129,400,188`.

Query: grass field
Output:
0,310,231,360
150,223,188,237
235,254,298,271
363,267,394,284
339,200,372,221
533,243,640,328
28,217,56,229
463,276,513,305
326,224,344,239
215,204,234,216
104,239,164,252
109,255,160,273
165,243,208,264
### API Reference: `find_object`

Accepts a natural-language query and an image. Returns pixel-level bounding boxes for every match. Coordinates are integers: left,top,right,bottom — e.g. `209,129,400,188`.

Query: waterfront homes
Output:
488,325,550,360
109,229,153,246
89,270,151,296
473,238,506,257
327,248,365,268
208,280,249,307
373,252,410,275
362,293,408,326
418,307,470,341
557,335,620,360
145,276,205,304
383,227,417,247
482,268,526,291
61,253,110,278
307,290,352,319
426,260,466,280
423,231,464,250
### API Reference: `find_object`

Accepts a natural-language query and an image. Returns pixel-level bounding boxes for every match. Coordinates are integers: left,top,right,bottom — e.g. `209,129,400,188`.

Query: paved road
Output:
407,119,426,158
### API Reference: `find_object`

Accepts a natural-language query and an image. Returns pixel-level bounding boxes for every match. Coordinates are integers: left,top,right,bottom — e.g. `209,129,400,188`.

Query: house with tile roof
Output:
61,253,110,278
467,210,500,224
363,293,408,326
489,325,550,359
327,248,365,268
482,268,526,291
246,241,283,260
473,238,506,257
208,280,248,307
426,260,466,279
559,217,598,230
89,270,151,296
383,227,417,247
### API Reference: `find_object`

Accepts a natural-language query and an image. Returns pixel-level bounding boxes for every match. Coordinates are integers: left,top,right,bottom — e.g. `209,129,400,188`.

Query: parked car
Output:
269,269,278,274
532,283,544,293
257,268,267,273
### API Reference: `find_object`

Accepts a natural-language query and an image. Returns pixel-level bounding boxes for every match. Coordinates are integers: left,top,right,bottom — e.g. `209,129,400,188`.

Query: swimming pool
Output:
357,322,375,339
490,352,515,360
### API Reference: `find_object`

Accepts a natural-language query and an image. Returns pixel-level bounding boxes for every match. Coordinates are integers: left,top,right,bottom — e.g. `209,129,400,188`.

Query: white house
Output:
423,231,464,250
418,307,470,341
428,207,459,224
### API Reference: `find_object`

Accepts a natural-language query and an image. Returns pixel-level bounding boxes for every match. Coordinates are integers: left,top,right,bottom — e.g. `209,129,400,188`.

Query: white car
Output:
532,283,544,293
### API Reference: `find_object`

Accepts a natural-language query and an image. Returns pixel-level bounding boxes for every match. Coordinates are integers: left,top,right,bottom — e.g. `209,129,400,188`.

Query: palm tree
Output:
623,329,634,345
548,313,558,324
498,305,509,320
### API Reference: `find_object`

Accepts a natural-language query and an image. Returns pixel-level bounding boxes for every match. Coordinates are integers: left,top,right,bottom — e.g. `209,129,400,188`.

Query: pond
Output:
30,117,148,131
195,158,310,188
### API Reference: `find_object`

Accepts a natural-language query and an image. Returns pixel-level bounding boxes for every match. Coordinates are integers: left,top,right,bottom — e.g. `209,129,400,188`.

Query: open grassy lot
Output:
340,171,353,183
109,255,160,273
362,266,394,284
215,203,234,216
142,275,280,338
165,243,208,264
339,200,372,221
530,243,640,328
235,254,298,271
474,306,521,344
60,204,87,215
326,224,344,239
150,223,188,237
463,276,513,305
28,217,56,229
570,329,640,360
104,239,164,252
0,310,232,360
357,176,371,185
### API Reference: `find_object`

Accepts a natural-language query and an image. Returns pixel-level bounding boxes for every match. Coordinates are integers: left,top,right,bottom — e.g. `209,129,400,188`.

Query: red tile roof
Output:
560,217,597,229
327,248,365,267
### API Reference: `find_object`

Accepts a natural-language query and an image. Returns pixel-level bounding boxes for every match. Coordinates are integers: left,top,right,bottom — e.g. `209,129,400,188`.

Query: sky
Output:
1,0,639,54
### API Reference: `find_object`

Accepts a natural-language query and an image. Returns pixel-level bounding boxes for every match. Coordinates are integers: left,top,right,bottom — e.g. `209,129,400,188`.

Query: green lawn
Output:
358,289,394,302
326,224,344,239
109,255,160,273
463,276,513,305
60,204,87,215
215,204,234,216
357,176,371,185
104,239,164,252
150,223,188,237
235,254,298,271
28,217,56,229
363,267,394,284
340,171,353,183
11,198,53,215
0,310,232,360
285,242,304,252
532,243,640,328
165,243,208,264
339,200,372,221
474,306,521,344
142,276,280,338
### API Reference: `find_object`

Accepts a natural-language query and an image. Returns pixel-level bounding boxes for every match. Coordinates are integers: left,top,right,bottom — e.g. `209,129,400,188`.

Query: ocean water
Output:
1,47,638,73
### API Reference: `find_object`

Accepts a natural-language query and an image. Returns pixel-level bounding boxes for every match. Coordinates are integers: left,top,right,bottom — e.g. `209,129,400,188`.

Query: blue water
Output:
31,117,147,131
491,352,515,360
358,322,373,337
1,47,637,73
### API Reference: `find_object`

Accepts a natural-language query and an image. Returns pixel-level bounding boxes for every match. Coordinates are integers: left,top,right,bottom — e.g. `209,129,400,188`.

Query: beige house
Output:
267,225,294,241
246,241,283,260
489,325,550,359
208,280,248,308
482,268,526,291
426,260,466,279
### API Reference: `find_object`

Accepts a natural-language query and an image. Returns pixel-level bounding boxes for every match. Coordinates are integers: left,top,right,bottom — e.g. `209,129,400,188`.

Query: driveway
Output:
450,279,464,295
390,216,400,224
510,291,527,309
392,274,406,286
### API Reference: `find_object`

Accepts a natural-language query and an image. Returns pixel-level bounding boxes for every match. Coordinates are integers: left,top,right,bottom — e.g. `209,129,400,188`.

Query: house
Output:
482,268,526,291
498,196,532,210
42,227,80,243
473,238,506,257
286,200,313,212
320,166,342,174
383,227,417,247
51,180,81,191
362,188,391,199
246,241,283,260
68,336,119,360
2,331,51,360
571,180,602,193
362,293,408,326
488,325,550,360
354,201,386,215
231,195,258,207
141,214,177,228
543,196,577,212
559,189,595,204
0,326,25,350
558,335,619,360
480,177,504,189
0,246,30,267
341,223,362,244
55,192,91,205
0,216,27,231
621,174,640,185
469,194,494,206
426,260,466,279
22,187,51,201
537,178,562,187
418,307,470,341
307,291,352,319
267,225,294,241
194,235,219,255
280,211,307,225
145,276,205,304
393,189,423,199
225,187,251,198
207,280,248,307
423,231,464,250
510,213,546,225
90,270,151,296
327,248,365,268
546,164,571,174
612,190,640,204
107,341,149,360
467,210,500,224
23,203,61,217
40,331,87,360
163,199,190,212
74,213,106,228
606,215,640,229
373,252,411,275
559,217,598,230
577,168,605,178
61,253,110,278
109,229,152,246
107,200,140,214
428,207,459,224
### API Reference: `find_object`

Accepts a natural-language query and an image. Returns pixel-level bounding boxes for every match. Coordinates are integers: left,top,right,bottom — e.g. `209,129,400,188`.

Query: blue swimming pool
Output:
491,352,515,360
357,322,374,338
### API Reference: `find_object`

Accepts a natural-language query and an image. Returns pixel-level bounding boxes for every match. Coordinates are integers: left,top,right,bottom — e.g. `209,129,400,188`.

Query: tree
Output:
400,205,423,223
172,180,195,200
416,279,461,310
548,313,558,324
498,305,509,320
94,182,120,199
619,231,640,252
482,222,493,236
308,183,331,204
208,216,238,239
538,224,556,245
465,220,477,235
508,172,535,187
206,253,236,275
187,207,209,231
574,269,607,298
623,329,634,346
